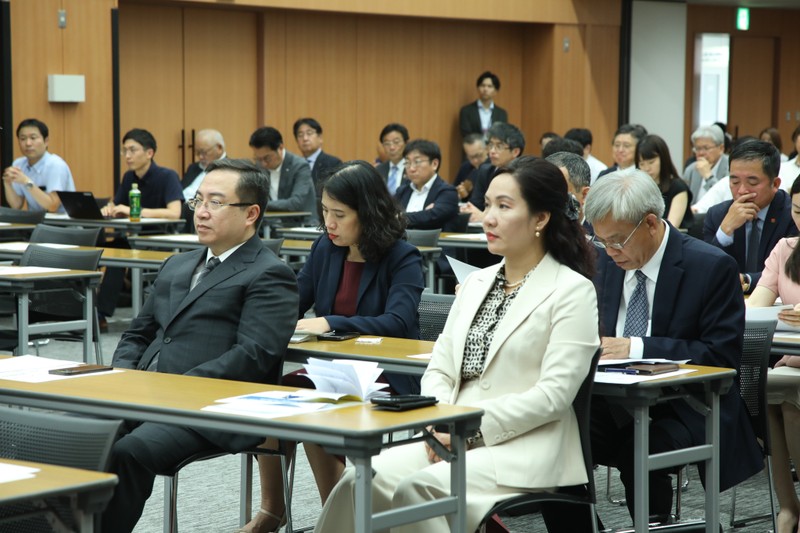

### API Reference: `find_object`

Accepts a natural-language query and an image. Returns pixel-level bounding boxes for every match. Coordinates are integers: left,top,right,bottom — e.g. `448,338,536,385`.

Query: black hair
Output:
205,158,270,227
565,128,592,148
539,131,560,143
322,161,407,263
293,118,322,137
123,128,157,153
16,118,48,139
403,139,442,168
249,127,283,151
729,139,781,181
495,156,595,279
476,71,500,90
489,123,525,154
463,133,485,146
636,134,680,194
613,124,648,144
785,177,800,283
379,123,409,143
542,138,583,158
759,127,783,153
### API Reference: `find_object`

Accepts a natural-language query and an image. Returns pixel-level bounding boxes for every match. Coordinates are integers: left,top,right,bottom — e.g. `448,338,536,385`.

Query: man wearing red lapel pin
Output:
703,140,798,293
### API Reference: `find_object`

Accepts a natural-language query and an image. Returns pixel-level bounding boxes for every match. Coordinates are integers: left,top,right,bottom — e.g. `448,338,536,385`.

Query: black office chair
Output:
477,348,601,533
728,319,778,530
29,224,103,246
0,244,104,363
418,291,455,342
0,405,122,533
262,237,284,256
405,228,441,247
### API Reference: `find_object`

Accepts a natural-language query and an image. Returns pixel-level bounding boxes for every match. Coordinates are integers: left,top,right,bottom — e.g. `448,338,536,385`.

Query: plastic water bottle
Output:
129,183,141,222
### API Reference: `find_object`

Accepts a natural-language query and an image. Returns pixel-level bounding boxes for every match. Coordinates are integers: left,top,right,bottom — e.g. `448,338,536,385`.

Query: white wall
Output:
630,1,687,165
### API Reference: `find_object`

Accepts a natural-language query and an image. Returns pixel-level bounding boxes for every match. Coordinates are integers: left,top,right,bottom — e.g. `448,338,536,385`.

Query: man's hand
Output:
460,202,484,223
2,166,29,185
600,337,632,359
774,355,800,368
695,157,713,180
456,181,473,200
424,427,452,464
102,203,130,218
778,303,800,328
719,192,758,236
296,317,331,335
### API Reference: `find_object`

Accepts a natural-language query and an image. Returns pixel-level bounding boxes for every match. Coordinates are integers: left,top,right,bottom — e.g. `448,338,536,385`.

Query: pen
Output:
605,367,639,375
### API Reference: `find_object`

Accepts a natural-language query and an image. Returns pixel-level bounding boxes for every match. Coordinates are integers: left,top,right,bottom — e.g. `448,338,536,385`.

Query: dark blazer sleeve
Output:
492,105,508,125
269,153,315,213
182,162,203,188
459,103,479,138
404,179,459,230
468,163,494,210
297,237,424,338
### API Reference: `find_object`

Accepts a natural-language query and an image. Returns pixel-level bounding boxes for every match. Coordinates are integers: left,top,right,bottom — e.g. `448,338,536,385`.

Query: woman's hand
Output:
424,427,451,464
296,317,331,334
775,355,800,368
777,304,800,327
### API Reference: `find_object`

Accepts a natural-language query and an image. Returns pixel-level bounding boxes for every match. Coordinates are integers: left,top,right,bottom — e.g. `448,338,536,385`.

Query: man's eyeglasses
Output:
487,142,509,152
403,158,430,168
187,198,253,212
382,139,404,148
592,217,646,250
692,144,718,154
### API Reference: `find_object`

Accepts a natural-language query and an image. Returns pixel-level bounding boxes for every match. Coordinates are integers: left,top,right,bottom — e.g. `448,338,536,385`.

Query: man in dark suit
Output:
458,71,508,139
181,129,226,233
462,122,524,222
545,170,762,529
250,126,318,225
375,123,409,195
703,140,797,294
545,151,592,234
394,139,458,230
293,117,342,194
102,159,298,533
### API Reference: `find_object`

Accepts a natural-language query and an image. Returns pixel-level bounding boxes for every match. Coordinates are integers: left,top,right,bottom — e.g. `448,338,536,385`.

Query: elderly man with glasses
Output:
543,169,762,530
683,124,729,205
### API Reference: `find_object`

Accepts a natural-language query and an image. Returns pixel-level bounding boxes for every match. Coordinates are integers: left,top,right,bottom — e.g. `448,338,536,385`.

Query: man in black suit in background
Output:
181,129,226,232
250,126,318,226
102,159,298,532
458,71,508,139
375,123,409,195
293,117,342,196
394,139,458,230
703,140,797,293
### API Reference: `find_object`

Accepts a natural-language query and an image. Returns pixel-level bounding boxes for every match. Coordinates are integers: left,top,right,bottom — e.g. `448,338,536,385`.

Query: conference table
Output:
771,331,800,356
0,367,482,533
0,458,117,533
0,222,36,235
129,234,443,291
0,266,101,361
43,213,186,236
289,336,734,533
0,242,175,317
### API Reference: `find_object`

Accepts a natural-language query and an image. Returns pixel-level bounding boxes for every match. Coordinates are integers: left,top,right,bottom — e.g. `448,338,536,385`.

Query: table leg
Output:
17,291,29,355
83,287,93,363
426,257,435,292
450,425,467,533
353,456,373,533
704,390,721,533
131,268,142,317
633,404,650,533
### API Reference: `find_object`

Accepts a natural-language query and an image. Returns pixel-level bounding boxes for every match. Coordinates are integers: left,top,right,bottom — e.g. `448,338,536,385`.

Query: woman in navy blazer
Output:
241,161,425,533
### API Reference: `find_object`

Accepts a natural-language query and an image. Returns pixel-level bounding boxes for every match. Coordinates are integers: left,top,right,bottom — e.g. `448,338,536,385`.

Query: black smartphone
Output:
49,364,114,376
318,331,360,341
371,395,438,411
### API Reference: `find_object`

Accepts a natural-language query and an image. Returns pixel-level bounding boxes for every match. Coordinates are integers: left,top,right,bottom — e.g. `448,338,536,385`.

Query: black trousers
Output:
101,420,261,533
541,396,693,531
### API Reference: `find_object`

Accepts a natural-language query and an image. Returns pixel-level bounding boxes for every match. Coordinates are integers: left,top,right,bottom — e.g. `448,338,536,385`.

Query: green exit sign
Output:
737,8,750,31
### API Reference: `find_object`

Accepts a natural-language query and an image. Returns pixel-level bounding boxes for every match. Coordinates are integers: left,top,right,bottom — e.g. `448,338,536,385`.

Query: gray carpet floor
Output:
16,306,795,532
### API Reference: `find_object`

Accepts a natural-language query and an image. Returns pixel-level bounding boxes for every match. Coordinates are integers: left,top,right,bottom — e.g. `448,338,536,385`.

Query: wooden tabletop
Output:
0,242,174,265
0,458,117,505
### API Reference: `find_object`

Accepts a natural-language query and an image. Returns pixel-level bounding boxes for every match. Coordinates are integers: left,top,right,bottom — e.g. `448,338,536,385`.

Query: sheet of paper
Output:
594,368,696,384
0,355,122,383
285,227,321,234
597,358,691,367
0,242,77,251
444,233,487,241
768,365,800,387
0,266,69,275
407,353,432,360
0,462,39,484
445,255,480,284
152,234,200,242
745,304,800,332
202,400,329,419
0,222,10,226
216,389,351,404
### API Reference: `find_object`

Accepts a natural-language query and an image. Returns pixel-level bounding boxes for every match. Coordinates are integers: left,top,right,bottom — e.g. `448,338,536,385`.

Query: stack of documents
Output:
302,357,389,401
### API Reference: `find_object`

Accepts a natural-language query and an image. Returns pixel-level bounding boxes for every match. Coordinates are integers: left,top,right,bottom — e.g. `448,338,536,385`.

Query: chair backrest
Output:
573,347,602,503
443,212,471,234
0,207,46,224
739,319,777,453
418,292,455,341
30,224,102,246
20,244,103,270
0,406,122,472
406,228,441,247
262,237,284,256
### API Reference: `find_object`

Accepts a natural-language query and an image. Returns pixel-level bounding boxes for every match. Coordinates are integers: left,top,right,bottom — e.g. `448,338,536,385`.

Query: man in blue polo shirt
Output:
2,118,75,213
98,128,183,328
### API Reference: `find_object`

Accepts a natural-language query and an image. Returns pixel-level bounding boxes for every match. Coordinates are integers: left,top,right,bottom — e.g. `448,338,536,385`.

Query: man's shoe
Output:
98,317,108,334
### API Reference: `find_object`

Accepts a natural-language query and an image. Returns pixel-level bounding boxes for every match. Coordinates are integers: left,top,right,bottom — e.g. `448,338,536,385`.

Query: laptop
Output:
57,191,109,220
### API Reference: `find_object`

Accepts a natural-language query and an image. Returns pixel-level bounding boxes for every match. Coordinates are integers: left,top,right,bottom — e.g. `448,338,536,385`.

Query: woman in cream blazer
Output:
315,157,600,533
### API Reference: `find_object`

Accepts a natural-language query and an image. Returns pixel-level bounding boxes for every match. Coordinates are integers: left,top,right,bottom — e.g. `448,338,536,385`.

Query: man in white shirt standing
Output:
393,139,458,230
2,118,75,213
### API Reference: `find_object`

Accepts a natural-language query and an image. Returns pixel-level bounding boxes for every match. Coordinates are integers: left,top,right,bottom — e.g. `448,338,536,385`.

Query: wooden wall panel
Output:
62,0,115,196
118,3,183,174
728,37,775,141
183,8,259,159
584,24,619,164
521,26,555,155
685,6,800,155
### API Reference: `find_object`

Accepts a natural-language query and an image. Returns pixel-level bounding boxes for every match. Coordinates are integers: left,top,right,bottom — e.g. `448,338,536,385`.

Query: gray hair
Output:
690,124,724,146
197,129,226,151
546,152,591,190
584,170,665,224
